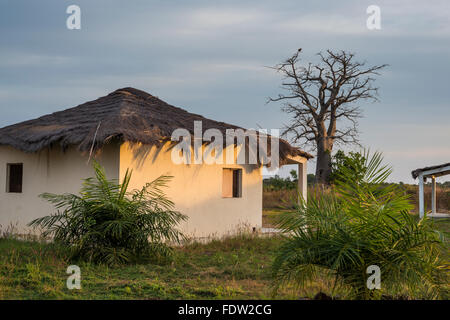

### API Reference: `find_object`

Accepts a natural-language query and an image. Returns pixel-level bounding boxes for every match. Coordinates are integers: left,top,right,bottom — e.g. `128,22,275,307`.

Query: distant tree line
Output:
263,170,316,191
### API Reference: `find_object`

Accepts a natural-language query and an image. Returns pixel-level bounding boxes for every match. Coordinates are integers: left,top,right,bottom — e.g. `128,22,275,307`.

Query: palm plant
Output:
29,161,187,265
272,151,447,299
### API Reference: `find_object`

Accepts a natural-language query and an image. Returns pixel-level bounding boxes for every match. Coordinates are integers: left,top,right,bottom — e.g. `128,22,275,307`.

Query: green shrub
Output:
29,161,187,265
330,150,367,184
272,151,447,299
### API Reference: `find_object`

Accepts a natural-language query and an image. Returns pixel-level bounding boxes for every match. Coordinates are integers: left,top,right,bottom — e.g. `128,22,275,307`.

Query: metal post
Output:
431,176,436,214
418,174,425,218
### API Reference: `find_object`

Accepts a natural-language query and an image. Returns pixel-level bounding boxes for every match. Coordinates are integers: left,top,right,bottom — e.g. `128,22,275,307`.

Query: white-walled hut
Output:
0,88,312,238
412,163,450,218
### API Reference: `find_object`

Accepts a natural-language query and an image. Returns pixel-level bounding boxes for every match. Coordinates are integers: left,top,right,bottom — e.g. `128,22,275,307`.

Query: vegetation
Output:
264,180,450,214
263,171,298,191
263,171,316,192
330,150,367,183
0,233,336,300
28,162,187,266
272,151,448,299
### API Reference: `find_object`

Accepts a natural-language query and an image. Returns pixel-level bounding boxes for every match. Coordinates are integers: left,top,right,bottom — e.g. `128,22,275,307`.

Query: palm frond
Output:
28,160,187,266
272,151,447,299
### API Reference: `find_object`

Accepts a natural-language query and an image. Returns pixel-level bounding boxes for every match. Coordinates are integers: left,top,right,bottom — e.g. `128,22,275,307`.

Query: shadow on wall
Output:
127,142,260,175
118,142,264,238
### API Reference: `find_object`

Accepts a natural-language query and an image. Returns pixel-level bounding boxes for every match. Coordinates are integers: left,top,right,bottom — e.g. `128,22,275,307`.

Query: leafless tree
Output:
269,49,387,184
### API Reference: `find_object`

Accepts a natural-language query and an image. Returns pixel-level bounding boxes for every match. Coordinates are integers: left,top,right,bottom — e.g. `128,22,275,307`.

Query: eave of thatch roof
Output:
411,162,450,179
0,87,313,163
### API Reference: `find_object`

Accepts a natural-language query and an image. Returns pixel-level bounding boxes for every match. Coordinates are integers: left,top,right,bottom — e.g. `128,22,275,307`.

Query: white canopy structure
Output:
411,163,450,218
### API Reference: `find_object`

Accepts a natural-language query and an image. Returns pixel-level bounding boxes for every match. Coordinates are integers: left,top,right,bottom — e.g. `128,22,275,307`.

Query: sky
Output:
0,0,449,183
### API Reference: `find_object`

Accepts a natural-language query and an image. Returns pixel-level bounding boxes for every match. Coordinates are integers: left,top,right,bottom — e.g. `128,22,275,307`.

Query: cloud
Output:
183,8,265,31
0,52,74,68
278,14,367,35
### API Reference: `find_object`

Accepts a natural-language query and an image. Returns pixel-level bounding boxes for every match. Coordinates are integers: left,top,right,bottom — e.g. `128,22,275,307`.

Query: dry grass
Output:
263,184,450,214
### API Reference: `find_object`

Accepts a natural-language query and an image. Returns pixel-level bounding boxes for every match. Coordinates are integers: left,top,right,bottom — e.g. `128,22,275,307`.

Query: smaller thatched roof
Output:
411,163,450,179
0,87,312,164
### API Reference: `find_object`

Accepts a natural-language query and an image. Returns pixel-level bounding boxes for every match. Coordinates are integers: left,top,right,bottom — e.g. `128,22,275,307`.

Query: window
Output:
6,163,23,193
222,168,242,198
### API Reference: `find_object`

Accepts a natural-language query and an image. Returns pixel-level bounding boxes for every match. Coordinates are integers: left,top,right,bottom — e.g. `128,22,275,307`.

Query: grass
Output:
263,209,293,228
0,233,343,300
433,218,450,263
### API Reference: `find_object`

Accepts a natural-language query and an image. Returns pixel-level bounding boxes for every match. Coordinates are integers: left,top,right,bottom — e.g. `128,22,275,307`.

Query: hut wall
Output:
0,144,119,234
119,142,263,239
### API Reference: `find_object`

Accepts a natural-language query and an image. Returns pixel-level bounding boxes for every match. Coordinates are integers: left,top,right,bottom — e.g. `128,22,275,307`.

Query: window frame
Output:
6,163,23,193
222,168,242,198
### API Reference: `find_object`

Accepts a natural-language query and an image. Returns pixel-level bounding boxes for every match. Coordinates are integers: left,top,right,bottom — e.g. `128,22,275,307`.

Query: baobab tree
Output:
270,49,387,184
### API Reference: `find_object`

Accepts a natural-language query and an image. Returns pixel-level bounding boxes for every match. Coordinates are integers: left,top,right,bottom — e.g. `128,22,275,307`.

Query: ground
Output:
0,213,447,300
262,208,291,228
0,232,334,300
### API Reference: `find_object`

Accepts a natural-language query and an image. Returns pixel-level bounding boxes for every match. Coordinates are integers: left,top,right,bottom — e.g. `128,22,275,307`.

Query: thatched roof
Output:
0,87,312,163
411,163,450,179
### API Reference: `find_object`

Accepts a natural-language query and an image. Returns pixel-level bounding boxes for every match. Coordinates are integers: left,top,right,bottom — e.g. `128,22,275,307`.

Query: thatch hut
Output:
0,88,311,237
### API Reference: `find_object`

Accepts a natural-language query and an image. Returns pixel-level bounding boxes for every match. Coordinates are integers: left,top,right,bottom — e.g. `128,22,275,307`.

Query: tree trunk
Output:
315,138,333,184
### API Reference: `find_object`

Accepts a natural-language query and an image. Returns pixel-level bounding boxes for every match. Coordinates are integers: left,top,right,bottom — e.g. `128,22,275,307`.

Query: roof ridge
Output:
110,87,155,100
